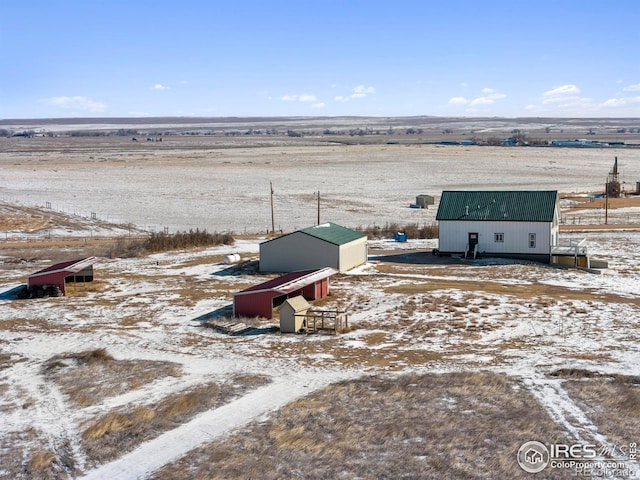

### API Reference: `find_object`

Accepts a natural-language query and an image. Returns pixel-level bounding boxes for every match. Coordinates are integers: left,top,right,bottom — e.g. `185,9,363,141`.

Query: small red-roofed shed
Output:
28,257,102,296
233,267,337,319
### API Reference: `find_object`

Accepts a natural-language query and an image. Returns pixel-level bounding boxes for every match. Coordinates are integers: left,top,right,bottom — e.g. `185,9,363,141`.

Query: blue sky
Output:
2,0,639,119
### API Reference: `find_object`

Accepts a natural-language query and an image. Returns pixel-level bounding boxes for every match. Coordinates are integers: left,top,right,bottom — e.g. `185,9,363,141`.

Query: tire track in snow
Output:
80,368,357,480
7,361,87,473
524,373,640,477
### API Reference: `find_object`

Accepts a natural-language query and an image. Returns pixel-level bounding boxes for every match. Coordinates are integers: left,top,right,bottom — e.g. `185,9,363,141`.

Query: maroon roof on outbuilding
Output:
233,267,337,319
28,256,102,295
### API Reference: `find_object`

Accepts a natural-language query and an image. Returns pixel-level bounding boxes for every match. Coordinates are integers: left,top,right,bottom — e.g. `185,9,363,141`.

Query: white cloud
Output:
449,88,505,108
470,97,494,106
542,84,581,98
469,92,506,106
623,83,640,92
43,96,106,112
312,102,325,109
151,84,170,91
352,85,375,98
459,82,469,88
281,94,317,102
601,96,640,108
448,97,468,105
334,85,376,102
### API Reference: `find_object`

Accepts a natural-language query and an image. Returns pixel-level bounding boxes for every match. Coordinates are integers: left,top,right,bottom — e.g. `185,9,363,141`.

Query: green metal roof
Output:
436,190,558,222
299,222,366,245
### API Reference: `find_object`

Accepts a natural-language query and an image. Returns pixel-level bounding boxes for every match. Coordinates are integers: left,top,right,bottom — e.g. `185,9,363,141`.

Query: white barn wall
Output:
338,238,368,272
439,220,554,255
260,233,338,272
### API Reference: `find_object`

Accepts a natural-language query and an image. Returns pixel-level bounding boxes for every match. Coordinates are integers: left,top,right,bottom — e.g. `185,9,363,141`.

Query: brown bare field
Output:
42,349,183,407
151,371,575,480
555,370,640,452
81,373,269,469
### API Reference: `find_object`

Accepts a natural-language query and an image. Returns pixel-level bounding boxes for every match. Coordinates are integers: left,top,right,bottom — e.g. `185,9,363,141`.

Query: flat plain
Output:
1,117,639,479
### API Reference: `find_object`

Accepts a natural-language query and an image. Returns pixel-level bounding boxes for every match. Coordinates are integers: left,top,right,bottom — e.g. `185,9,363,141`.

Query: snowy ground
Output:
1,231,639,478
1,137,639,478
1,139,639,234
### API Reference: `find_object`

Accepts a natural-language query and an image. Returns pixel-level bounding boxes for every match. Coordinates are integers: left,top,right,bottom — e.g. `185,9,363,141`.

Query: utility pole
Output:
270,181,275,233
317,190,320,225
604,181,608,225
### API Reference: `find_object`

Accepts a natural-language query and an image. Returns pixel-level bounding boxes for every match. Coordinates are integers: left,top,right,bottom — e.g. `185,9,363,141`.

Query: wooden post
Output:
605,181,608,225
270,181,275,233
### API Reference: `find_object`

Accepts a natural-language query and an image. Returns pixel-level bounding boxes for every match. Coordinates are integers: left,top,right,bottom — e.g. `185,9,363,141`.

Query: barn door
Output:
468,232,478,248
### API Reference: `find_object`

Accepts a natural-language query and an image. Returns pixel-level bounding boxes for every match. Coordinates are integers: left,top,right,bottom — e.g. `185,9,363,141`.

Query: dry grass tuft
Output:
24,449,63,479
151,371,574,479
42,349,182,407
81,375,270,467
549,368,604,379
83,407,156,441
158,387,217,419
0,352,14,370
357,221,439,239
70,348,113,364
563,374,640,450
105,229,234,258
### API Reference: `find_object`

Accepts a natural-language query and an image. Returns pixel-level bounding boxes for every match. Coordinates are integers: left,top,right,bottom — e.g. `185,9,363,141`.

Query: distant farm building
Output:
259,222,367,273
551,139,609,148
415,194,435,208
233,267,337,320
436,191,560,263
27,257,102,296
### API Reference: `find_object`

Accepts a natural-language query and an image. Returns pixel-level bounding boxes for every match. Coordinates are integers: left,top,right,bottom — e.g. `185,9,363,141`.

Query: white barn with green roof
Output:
259,222,368,273
436,190,560,263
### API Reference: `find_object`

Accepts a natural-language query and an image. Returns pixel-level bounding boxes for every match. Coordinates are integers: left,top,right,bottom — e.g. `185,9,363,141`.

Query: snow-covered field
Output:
1,231,639,478
1,137,639,234
1,136,639,478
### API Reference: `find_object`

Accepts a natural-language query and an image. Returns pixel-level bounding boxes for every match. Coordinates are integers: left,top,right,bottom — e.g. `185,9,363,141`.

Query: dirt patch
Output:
383,277,640,306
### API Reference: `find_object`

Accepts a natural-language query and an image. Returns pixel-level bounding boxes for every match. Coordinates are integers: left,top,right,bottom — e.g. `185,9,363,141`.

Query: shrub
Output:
357,222,438,240
106,229,234,258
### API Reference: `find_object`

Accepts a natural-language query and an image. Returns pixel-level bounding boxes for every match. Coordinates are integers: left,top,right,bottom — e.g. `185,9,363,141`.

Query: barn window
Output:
529,233,536,248
494,233,504,243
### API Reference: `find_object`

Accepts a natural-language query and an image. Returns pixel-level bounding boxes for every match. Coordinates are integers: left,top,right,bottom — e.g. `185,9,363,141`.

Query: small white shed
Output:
279,295,311,333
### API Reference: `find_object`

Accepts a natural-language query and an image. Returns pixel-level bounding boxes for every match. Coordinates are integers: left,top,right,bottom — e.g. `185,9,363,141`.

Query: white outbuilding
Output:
436,190,559,263
259,222,367,273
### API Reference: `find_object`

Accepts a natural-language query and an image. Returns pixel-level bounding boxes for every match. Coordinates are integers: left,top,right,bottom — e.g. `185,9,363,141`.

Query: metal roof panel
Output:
436,191,557,222
298,222,366,245
235,267,338,296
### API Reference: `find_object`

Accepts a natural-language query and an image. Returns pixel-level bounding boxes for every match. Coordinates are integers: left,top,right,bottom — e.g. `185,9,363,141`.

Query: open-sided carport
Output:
233,267,337,319
27,256,102,296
